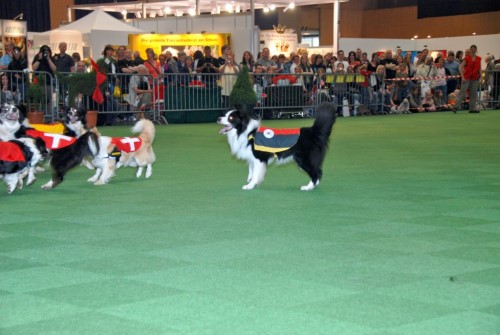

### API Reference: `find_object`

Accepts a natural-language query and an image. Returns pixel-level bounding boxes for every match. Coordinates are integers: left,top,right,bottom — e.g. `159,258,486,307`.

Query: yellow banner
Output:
129,33,231,59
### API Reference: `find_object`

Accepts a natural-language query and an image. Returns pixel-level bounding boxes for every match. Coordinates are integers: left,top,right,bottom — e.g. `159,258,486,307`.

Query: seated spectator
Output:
434,89,453,111
408,86,425,113
128,65,152,119
7,46,28,102
422,91,436,112
299,54,313,90
0,73,20,104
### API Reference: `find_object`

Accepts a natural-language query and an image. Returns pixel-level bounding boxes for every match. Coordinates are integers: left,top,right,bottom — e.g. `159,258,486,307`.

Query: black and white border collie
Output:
217,102,337,191
0,137,47,194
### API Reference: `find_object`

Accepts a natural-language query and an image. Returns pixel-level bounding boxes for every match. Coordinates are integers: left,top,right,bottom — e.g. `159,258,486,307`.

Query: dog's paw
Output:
242,184,255,190
41,182,53,190
35,166,45,173
17,180,24,190
87,177,98,183
7,185,16,194
93,180,107,186
300,181,316,191
27,177,36,186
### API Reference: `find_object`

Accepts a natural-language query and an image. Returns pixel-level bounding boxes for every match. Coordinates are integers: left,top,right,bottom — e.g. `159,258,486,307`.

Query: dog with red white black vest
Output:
40,118,156,189
217,102,336,191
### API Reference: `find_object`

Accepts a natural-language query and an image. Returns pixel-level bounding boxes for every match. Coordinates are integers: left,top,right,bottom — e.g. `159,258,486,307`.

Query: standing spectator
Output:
355,48,363,61
178,56,196,86
348,51,360,68
117,48,135,74
53,42,75,73
32,45,56,83
453,44,482,113
334,50,349,70
255,47,276,72
367,52,379,72
288,54,300,74
275,54,287,73
143,48,161,85
455,50,464,63
299,54,313,90
0,41,14,70
217,44,231,66
415,56,437,97
219,51,240,108
240,50,255,71
445,51,460,93
434,56,448,98
360,52,369,65
196,46,219,86
380,49,398,79
311,54,326,75
71,52,82,72
403,52,416,78
133,51,145,65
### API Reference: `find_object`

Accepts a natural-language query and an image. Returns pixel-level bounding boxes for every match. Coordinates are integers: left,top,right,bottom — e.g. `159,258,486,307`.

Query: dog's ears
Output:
16,104,27,119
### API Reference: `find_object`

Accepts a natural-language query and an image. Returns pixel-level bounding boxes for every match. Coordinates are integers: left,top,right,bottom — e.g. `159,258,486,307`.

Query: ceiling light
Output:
164,6,172,14
263,6,270,13
188,7,196,16
175,9,183,17
135,11,141,18
225,3,233,13
157,9,164,17
270,4,276,10
284,2,295,12
150,11,156,18
121,9,127,18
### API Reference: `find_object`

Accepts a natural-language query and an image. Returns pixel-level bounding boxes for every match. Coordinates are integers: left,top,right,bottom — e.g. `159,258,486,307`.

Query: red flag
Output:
90,58,106,104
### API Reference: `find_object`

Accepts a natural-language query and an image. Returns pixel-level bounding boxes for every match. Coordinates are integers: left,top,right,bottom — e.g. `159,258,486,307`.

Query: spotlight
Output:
188,7,196,16
13,13,23,20
164,6,172,15
121,9,127,19
270,4,276,11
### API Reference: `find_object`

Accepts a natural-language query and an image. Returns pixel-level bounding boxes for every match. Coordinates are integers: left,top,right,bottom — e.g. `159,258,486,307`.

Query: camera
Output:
43,53,48,58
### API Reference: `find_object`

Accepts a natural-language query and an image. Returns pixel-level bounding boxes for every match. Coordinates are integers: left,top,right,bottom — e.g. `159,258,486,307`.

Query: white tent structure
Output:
55,9,145,59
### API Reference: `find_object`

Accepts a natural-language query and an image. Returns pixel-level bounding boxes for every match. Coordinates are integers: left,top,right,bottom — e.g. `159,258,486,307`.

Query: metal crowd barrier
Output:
0,69,57,123
2,68,497,125
480,69,500,110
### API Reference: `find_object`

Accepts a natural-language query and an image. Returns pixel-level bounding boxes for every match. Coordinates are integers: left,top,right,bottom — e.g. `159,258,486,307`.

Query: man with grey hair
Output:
53,42,75,73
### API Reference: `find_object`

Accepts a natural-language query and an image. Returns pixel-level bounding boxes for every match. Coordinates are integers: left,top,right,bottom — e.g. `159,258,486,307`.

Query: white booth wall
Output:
126,13,258,61
340,34,500,58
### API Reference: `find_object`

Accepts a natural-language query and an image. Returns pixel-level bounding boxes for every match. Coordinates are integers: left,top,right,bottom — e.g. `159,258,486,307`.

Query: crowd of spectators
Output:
1,41,499,120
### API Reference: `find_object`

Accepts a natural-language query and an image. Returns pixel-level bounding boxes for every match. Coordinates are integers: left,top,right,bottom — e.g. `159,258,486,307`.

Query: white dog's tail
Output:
132,119,156,142
85,132,100,157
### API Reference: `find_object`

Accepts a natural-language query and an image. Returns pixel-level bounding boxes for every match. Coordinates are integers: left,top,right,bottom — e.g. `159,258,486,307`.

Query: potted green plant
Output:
228,65,258,114
27,81,45,123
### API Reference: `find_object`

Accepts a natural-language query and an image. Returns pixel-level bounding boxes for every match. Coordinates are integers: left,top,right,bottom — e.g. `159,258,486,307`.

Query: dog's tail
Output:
132,119,156,142
82,131,100,158
311,102,337,143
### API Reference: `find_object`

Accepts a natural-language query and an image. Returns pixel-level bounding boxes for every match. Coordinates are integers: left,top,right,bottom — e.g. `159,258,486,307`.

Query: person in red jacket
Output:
453,44,482,113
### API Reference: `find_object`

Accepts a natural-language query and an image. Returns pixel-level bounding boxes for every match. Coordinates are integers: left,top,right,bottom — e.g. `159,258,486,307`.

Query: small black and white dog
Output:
0,137,47,194
0,103,26,141
217,102,337,191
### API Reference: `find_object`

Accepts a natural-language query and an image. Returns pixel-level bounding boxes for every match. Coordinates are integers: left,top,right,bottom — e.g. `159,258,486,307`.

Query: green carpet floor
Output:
1,111,499,334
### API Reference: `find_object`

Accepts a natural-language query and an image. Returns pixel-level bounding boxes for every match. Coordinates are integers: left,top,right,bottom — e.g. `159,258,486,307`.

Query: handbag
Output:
113,85,121,98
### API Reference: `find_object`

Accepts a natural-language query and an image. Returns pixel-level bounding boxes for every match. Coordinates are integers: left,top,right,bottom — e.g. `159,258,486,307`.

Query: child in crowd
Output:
422,91,437,112
434,89,453,111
